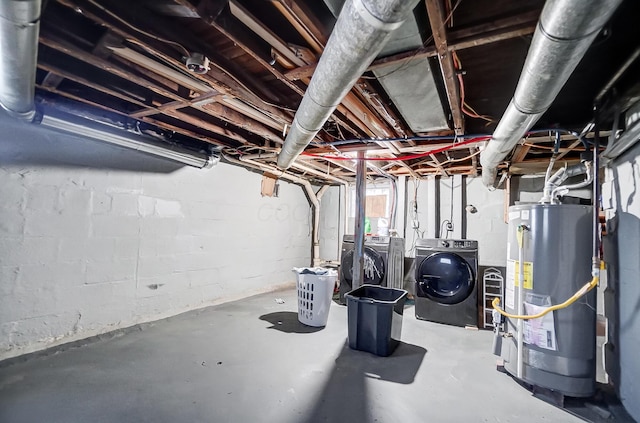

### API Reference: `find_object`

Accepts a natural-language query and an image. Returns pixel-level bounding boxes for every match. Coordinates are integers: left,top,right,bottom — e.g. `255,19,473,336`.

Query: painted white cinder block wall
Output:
405,176,507,266
0,117,311,361
465,177,508,267
318,185,344,262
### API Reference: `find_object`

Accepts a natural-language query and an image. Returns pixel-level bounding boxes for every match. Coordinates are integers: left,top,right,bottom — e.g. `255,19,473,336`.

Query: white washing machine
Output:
414,238,478,327
339,235,404,304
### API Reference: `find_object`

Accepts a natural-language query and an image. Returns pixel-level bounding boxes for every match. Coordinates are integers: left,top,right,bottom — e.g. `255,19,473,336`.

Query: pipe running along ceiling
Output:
0,0,638,183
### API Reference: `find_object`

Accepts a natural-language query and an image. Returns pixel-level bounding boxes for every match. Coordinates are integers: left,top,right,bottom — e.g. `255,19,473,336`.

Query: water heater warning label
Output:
507,260,533,289
513,260,533,289
505,259,533,309
523,302,558,351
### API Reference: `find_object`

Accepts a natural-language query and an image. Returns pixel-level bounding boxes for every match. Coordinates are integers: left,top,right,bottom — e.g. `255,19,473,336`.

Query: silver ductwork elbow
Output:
480,0,623,187
0,0,41,121
277,0,420,169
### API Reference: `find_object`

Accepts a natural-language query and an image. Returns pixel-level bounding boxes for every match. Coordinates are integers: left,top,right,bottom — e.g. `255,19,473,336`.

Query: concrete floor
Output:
0,288,584,423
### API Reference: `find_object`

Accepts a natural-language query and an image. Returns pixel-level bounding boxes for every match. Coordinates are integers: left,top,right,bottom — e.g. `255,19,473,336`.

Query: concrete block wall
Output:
0,117,311,361
465,177,508,266
318,185,344,262
406,176,507,266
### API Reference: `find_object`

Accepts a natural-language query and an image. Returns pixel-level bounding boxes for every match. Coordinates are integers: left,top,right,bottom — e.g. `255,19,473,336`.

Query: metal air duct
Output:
277,0,421,169
0,0,41,120
480,0,624,188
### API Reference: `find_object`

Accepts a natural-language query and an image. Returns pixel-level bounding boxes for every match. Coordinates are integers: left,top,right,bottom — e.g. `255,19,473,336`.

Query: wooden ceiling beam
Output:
450,22,535,51
285,10,538,81
54,0,293,127
205,6,363,138
37,59,254,146
429,153,449,176
271,0,328,51
37,84,132,118
425,0,464,135
509,158,581,175
228,0,307,67
44,19,291,142
40,35,185,103
388,164,475,176
269,1,406,156
198,102,282,144
448,9,538,42
397,161,421,178
555,139,584,160
140,116,232,148
355,82,411,139
41,73,65,89
166,109,250,145
37,62,158,112
198,0,400,147
510,143,532,163
174,0,307,97
130,99,188,118
37,85,232,148
469,147,479,176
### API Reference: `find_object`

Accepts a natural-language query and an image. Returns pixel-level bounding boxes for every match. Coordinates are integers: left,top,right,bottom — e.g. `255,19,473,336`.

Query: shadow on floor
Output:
302,340,427,422
259,312,323,334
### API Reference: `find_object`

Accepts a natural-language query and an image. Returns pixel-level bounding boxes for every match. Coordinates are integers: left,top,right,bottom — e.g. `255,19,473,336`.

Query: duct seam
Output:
293,118,320,136
0,15,40,27
538,22,603,43
352,0,404,31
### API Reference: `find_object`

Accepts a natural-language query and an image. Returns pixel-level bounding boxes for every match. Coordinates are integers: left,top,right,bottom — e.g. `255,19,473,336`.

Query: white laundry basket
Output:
294,269,337,327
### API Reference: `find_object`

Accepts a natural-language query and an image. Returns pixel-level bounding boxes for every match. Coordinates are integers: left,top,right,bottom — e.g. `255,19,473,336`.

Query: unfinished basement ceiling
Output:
31,0,640,183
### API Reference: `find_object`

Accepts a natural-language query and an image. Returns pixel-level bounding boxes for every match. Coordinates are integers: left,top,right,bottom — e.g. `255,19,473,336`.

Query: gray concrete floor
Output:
0,288,583,423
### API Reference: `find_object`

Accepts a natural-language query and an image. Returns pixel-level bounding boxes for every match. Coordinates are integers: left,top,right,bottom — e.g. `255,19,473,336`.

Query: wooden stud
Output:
425,0,464,135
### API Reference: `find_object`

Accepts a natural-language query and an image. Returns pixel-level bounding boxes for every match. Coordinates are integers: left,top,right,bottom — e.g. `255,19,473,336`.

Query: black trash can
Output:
345,285,408,357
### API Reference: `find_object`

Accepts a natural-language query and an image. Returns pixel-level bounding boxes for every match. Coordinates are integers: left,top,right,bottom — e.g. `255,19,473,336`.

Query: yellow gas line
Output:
492,275,599,320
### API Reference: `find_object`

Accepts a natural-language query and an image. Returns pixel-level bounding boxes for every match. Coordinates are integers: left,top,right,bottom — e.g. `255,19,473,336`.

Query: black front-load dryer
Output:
414,238,478,327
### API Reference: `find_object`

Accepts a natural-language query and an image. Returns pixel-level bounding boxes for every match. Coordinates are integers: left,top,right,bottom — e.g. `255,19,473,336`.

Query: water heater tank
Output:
502,204,596,397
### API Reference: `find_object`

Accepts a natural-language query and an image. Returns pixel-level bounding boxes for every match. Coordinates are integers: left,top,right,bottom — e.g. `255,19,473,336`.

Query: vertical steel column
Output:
353,150,367,288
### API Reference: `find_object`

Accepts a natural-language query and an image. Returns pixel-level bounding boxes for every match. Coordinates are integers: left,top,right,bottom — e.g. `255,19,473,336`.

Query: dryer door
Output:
341,246,385,286
416,252,474,304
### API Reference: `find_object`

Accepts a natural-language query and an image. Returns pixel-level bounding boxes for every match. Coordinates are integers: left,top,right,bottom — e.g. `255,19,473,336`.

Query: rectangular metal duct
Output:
323,0,449,133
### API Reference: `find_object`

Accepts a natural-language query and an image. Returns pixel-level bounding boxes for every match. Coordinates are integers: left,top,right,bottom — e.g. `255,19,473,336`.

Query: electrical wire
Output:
407,177,424,255
448,176,454,236
452,51,494,123
302,136,491,161
310,132,493,147
441,149,481,163
86,0,191,58
85,0,298,126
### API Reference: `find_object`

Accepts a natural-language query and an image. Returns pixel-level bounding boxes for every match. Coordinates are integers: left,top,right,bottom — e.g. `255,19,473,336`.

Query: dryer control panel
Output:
416,238,478,251
451,240,476,249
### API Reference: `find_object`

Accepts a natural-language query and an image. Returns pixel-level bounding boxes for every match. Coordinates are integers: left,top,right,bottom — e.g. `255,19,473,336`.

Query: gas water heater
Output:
501,204,596,397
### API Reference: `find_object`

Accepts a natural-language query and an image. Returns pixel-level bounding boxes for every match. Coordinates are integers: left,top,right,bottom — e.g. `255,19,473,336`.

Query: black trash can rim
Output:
345,284,408,304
